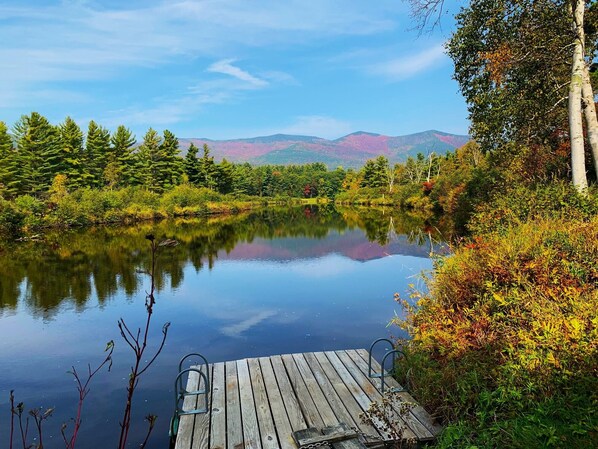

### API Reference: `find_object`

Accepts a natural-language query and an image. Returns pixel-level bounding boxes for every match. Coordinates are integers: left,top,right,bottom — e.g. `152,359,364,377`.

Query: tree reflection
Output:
0,206,443,317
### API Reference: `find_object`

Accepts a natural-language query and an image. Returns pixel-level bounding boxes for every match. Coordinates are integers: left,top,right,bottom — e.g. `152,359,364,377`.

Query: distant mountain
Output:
179,130,470,168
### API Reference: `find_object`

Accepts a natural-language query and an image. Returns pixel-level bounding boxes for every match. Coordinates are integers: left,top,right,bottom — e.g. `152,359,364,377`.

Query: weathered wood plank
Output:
175,366,200,449
237,358,262,449
259,357,298,449
248,358,280,449
268,357,307,436
323,423,367,449
354,349,442,437
270,355,307,431
291,353,338,427
342,351,434,441
191,364,213,449
295,427,358,447
327,351,413,441
293,428,321,448
280,354,325,428
308,352,383,440
210,363,226,449
226,361,244,449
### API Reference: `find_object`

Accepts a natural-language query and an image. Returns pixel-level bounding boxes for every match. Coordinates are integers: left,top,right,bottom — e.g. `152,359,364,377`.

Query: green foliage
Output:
160,184,222,215
86,120,111,188
0,121,14,195
446,0,573,154
59,116,86,188
393,216,598,448
12,112,61,196
0,199,25,236
109,125,137,187
470,182,598,235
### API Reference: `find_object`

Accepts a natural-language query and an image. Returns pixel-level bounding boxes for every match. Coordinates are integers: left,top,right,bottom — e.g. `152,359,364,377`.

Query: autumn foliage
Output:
393,215,598,448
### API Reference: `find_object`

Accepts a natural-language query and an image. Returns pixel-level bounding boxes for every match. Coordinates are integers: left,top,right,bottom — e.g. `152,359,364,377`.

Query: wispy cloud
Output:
207,59,268,87
220,310,277,338
371,45,447,81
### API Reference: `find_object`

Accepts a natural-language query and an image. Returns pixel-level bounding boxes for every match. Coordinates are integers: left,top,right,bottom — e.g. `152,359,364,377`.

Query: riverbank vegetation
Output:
388,0,598,447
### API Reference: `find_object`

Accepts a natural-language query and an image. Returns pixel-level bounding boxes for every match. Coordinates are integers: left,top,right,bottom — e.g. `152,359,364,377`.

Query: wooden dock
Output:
173,349,441,449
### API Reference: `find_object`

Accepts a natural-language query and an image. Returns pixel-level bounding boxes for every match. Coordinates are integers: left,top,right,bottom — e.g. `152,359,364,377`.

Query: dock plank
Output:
354,349,442,436
348,350,438,440
210,363,226,449
248,358,279,449
259,357,298,449
329,351,415,441
291,353,338,427
269,355,307,431
174,366,200,449
309,352,384,440
191,364,213,449
237,359,262,449
280,354,325,429
226,361,244,449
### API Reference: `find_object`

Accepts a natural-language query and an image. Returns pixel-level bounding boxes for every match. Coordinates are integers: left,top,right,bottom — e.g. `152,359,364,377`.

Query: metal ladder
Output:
169,353,210,444
367,338,407,394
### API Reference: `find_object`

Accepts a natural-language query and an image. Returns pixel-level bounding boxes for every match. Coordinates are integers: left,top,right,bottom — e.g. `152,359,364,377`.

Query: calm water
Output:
0,206,442,449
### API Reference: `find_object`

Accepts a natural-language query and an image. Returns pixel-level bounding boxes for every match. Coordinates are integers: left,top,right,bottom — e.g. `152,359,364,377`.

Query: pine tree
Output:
183,142,201,184
109,125,136,187
198,144,218,190
85,121,111,188
0,121,14,195
216,158,234,194
137,128,163,192
59,116,85,188
159,129,182,189
12,112,61,196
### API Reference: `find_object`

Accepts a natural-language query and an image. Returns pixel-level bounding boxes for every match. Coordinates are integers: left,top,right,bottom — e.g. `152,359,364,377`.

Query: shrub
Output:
470,182,598,235
0,199,25,236
394,217,598,448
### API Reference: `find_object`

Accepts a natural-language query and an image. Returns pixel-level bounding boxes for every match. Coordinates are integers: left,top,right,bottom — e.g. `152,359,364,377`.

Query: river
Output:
0,205,443,449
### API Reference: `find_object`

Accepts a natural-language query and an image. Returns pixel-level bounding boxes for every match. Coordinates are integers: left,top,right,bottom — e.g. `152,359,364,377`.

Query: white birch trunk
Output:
582,65,598,176
569,0,588,191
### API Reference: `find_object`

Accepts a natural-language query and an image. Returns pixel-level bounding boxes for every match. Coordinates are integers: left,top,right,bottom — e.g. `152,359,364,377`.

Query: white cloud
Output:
372,45,447,81
207,59,268,87
220,310,277,338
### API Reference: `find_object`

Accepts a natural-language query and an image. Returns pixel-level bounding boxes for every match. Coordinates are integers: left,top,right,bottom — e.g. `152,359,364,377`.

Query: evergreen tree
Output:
12,112,61,196
183,143,201,184
109,125,136,187
137,128,163,192
198,144,218,190
0,121,14,195
216,158,234,194
159,129,182,189
59,116,85,188
85,121,111,188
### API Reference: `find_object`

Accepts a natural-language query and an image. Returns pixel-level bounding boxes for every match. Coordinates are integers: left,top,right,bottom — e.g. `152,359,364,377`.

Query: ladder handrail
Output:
368,338,394,378
177,353,210,395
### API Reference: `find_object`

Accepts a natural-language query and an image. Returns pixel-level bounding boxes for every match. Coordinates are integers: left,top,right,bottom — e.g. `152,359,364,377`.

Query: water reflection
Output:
0,205,443,318
0,205,444,449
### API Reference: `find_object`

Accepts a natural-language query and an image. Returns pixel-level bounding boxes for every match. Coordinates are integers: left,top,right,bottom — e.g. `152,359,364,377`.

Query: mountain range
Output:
179,130,469,168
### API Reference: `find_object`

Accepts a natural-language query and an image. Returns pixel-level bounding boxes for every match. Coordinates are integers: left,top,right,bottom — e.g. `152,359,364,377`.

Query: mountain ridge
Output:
180,129,469,168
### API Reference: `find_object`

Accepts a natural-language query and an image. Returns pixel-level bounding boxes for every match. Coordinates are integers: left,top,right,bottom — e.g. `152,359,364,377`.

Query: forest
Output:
2,0,598,447
0,111,482,235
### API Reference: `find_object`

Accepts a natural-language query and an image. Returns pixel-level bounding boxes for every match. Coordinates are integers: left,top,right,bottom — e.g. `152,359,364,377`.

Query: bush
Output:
160,185,222,215
0,199,25,236
394,217,598,448
470,182,598,235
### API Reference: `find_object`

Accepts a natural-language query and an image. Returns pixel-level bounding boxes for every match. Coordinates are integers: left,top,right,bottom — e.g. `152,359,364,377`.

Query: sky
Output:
0,0,469,140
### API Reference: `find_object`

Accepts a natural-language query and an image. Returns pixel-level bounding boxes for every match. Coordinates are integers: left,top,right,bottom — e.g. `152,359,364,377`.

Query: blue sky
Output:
0,0,469,140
